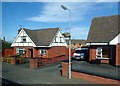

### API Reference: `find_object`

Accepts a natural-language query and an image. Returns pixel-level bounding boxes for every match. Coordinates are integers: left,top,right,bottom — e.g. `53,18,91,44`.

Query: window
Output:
55,36,57,43
40,49,46,55
21,36,26,42
102,48,110,59
60,37,62,43
16,48,25,55
96,47,110,59
96,47,102,58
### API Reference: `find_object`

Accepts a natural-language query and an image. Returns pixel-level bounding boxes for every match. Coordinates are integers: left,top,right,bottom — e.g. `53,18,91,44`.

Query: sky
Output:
1,1,119,42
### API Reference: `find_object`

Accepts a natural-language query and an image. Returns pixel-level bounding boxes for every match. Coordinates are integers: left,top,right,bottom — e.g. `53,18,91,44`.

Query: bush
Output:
15,54,21,58
2,57,7,62
6,57,11,63
0,57,2,62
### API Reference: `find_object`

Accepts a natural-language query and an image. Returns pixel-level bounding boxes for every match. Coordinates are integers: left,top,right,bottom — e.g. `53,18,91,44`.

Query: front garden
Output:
1,54,29,65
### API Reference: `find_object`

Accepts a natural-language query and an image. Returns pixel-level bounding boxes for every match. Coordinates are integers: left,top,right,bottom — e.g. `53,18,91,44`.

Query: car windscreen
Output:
75,50,86,53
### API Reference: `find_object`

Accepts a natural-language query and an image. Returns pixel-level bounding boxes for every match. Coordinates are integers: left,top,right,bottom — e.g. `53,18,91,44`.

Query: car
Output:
72,48,88,60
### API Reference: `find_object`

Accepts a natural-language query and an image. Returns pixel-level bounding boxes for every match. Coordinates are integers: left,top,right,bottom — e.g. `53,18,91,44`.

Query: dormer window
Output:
21,36,26,42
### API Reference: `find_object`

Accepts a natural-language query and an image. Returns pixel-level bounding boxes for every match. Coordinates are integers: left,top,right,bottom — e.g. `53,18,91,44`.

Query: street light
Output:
61,5,71,79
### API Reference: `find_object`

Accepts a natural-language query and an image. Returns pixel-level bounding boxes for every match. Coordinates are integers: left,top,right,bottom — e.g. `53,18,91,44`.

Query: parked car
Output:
72,48,88,60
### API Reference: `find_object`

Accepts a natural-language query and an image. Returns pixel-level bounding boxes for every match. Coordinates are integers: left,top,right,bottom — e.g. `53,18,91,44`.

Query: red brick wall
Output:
116,43,120,66
13,46,39,58
65,48,74,57
33,48,39,58
13,46,74,59
101,59,109,64
29,59,38,69
62,62,119,84
71,71,119,84
3,48,14,57
48,46,66,58
89,47,96,61
62,62,68,77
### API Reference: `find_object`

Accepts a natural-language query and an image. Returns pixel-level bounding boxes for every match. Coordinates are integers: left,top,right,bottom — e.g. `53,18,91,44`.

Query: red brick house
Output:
87,15,120,66
66,39,86,49
10,28,67,58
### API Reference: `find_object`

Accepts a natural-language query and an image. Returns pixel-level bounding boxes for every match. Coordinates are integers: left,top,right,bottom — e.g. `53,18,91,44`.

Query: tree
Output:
0,39,11,51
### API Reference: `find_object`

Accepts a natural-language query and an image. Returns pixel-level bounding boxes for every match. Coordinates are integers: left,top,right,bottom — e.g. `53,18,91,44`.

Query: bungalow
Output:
11,28,67,58
87,15,120,66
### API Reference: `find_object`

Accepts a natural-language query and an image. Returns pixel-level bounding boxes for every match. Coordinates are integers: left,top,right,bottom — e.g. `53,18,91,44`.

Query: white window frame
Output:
96,47,102,59
96,47,109,59
16,48,25,54
21,36,26,42
40,49,46,55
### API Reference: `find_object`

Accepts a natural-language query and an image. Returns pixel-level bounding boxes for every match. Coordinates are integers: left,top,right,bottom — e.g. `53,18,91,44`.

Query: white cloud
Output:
2,0,96,2
26,1,118,23
27,2,97,22
96,0,119,2
2,0,120,2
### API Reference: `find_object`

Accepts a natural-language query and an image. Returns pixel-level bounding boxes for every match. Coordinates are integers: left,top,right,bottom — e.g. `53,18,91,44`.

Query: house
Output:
87,15,120,66
65,39,86,49
1,38,11,57
10,28,68,58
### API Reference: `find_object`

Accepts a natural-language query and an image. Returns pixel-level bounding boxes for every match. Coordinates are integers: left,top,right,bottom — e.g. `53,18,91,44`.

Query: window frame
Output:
21,36,26,42
40,49,46,55
16,48,25,55
96,47,109,59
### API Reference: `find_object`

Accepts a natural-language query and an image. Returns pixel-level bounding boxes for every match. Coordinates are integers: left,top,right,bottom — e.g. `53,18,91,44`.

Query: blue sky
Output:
2,2,118,42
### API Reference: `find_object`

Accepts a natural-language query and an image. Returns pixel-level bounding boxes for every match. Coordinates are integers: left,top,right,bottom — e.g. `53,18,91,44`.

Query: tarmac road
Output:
2,62,93,84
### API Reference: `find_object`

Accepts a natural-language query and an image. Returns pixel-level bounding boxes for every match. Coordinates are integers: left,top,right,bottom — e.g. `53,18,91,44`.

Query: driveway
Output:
72,61,120,80
2,62,93,84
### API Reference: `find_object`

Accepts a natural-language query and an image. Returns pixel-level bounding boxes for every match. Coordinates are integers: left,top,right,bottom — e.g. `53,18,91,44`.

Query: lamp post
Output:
61,5,71,79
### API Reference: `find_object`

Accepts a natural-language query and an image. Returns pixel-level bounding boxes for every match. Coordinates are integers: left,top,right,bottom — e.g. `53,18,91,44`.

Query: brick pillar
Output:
11,57,16,65
89,47,96,61
62,62,68,77
116,44,120,66
30,58,38,69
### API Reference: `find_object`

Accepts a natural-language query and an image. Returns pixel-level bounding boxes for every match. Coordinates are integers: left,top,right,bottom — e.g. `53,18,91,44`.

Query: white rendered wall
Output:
110,34,120,45
50,30,67,46
11,29,36,47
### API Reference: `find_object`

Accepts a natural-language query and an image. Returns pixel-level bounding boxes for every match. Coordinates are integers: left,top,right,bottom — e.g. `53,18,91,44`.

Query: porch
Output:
89,45,117,66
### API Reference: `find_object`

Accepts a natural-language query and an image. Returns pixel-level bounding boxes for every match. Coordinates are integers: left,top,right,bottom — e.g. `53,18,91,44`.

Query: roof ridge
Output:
22,27,59,31
28,27,59,31
93,14,119,20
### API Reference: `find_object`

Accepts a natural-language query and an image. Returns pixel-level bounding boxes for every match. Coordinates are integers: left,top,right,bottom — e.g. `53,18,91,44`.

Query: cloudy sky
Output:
2,1,119,42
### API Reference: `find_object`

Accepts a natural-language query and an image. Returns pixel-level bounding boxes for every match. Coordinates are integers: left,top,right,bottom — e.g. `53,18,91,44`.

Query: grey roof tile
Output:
66,39,86,44
22,28,59,46
87,15,119,43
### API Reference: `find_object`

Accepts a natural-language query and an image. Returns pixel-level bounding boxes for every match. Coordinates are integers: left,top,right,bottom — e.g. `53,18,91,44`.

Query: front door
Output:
29,49,33,58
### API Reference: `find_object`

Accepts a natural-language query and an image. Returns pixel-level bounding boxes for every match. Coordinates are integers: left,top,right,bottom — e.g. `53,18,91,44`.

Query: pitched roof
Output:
22,28,59,46
66,39,86,44
87,15,119,43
